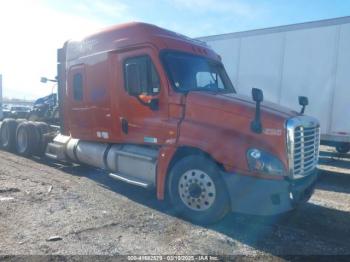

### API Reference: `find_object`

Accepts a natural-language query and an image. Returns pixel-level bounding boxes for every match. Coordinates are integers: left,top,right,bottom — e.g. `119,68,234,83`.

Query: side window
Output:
124,56,160,96
73,73,83,101
196,71,225,90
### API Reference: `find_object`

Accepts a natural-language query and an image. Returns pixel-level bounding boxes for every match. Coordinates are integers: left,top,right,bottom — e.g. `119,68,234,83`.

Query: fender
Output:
156,145,177,200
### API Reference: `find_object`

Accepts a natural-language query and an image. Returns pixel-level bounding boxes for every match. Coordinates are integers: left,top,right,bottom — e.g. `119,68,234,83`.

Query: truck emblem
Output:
263,128,282,136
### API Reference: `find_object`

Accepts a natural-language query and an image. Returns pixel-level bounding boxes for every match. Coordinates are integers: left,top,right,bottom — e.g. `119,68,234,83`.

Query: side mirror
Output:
125,63,143,96
251,88,264,134
41,77,48,83
299,96,308,106
298,96,308,114
252,88,263,103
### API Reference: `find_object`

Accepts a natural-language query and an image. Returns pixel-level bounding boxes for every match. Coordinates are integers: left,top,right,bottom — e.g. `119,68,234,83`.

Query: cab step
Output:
108,172,152,189
44,134,71,161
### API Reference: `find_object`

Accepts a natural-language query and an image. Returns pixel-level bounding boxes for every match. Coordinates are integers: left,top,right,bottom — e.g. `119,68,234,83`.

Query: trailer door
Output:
279,26,338,135
330,24,350,140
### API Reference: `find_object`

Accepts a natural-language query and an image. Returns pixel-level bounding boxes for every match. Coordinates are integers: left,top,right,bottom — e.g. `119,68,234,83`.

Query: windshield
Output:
162,51,235,93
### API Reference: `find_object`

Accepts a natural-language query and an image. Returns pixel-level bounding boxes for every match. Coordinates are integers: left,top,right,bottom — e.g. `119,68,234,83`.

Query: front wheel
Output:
167,155,230,225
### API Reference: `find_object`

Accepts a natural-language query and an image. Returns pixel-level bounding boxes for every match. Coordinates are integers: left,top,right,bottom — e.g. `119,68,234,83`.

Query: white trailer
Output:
199,16,350,153
0,75,3,120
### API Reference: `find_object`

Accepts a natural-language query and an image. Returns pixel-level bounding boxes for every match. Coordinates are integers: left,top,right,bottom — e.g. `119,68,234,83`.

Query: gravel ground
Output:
0,145,350,258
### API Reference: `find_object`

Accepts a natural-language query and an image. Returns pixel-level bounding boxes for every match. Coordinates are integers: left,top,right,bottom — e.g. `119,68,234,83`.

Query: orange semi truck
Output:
0,23,320,224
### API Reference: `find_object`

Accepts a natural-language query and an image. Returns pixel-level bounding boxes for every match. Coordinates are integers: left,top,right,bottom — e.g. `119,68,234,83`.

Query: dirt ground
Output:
0,145,350,258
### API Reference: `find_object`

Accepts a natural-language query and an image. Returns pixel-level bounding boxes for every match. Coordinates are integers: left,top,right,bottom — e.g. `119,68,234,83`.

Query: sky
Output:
0,0,349,100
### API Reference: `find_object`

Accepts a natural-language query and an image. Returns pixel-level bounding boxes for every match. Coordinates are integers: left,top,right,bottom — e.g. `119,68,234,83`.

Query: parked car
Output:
2,105,31,119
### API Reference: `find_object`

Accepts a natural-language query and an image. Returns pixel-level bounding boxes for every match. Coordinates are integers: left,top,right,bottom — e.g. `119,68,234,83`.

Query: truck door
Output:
113,48,178,146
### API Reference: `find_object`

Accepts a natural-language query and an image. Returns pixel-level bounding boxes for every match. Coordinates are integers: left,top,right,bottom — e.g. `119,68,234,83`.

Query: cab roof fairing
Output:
63,22,217,63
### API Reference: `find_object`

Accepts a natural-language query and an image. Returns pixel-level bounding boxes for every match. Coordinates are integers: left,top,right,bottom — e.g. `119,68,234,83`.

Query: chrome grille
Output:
286,116,320,179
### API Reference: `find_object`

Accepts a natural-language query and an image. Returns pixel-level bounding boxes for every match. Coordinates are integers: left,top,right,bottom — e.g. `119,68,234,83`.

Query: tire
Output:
167,155,230,225
0,119,18,151
15,122,40,156
33,122,50,156
335,143,350,154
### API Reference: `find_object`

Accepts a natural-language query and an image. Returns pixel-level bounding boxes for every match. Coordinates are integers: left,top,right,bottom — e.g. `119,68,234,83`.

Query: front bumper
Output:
222,170,318,216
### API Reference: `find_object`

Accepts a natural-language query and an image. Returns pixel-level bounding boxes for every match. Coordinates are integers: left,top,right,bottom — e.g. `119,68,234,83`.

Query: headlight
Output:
247,148,286,176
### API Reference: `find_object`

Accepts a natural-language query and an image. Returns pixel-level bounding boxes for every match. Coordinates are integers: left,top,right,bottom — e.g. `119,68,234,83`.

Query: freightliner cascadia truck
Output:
0,23,320,224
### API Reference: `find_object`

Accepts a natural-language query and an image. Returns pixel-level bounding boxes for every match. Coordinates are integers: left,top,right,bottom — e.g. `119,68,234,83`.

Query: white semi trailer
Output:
199,16,350,153
0,75,3,120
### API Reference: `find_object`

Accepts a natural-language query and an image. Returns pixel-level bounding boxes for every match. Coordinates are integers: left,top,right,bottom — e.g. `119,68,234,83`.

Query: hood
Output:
185,92,298,121
181,91,297,170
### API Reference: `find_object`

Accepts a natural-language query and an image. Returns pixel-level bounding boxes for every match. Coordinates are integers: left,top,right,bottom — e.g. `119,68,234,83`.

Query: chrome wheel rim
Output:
17,128,28,153
178,169,216,211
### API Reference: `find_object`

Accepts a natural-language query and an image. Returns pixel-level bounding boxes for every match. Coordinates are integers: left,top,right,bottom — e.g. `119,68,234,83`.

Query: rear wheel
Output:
336,143,350,154
15,122,40,156
0,119,18,151
168,155,230,225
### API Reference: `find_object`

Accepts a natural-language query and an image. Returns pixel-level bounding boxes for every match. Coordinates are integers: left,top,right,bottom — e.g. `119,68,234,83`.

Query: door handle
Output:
121,118,128,134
